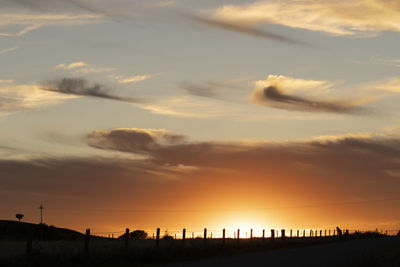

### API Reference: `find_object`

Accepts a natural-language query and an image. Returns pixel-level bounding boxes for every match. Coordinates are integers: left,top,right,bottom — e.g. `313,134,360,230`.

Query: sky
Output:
1,0,400,237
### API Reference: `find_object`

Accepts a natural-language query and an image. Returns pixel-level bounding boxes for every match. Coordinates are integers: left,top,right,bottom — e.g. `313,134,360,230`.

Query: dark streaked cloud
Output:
249,85,369,114
259,85,367,114
41,78,144,103
182,82,218,98
188,14,312,47
86,128,185,154
85,128,400,180
182,79,247,99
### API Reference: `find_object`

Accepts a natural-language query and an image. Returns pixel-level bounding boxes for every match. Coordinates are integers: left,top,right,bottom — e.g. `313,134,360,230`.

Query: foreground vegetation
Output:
0,231,391,267
345,238,400,267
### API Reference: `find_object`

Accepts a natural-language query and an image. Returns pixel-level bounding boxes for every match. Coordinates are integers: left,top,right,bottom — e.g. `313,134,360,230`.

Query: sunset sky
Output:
1,0,400,237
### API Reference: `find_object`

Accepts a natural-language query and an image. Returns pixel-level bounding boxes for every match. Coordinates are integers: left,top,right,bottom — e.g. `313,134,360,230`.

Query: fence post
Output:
281,229,285,238
297,230,299,238
271,229,275,240
329,229,331,236
320,230,322,237
237,229,240,243
84,229,90,254
303,230,305,237
290,229,292,238
262,229,265,241
182,228,186,242
156,228,160,246
222,229,226,245
310,230,312,237
324,229,326,237
250,229,253,240
125,228,129,249
204,228,207,241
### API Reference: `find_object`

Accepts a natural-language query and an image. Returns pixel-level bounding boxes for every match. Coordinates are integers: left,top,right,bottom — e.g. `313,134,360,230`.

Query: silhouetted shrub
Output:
130,230,148,240
162,234,174,240
119,230,148,239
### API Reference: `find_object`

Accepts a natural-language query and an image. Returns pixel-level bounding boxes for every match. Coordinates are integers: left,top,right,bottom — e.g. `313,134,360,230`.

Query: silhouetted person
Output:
336,227,342,237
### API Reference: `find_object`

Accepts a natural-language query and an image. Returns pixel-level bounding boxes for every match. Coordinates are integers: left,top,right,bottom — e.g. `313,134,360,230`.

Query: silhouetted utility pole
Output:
39,204,44,224
39,204,44,240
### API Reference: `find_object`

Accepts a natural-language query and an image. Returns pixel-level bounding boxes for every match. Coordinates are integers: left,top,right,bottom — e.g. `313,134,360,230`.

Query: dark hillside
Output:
0,220,85,241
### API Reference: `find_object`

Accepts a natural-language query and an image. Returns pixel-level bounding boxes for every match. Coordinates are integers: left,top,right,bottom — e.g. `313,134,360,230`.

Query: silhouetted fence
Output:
23,227,398,255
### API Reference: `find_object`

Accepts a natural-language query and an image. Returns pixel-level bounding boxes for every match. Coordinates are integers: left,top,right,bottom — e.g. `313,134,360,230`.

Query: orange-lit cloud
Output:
0,82,74,111
111,74,157,84
369,77,400,93
209,0,400,36
55,62,88,70
55,62,116,74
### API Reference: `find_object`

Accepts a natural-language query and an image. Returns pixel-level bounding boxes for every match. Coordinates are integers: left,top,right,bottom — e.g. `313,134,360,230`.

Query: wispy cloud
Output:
368,77,400,93
41,77,144,103
111,74,157,84
149,1,175,7
0,13,100,37
248,75,372,114
209,0,400,36
135,96,242,118
358,55,400,68
0,82,73,111
75,67,116,74
188,14,311,46
1,0,175,37
0,80,14,84
0,46,19,55
55,62,88,70
54,62,116,74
